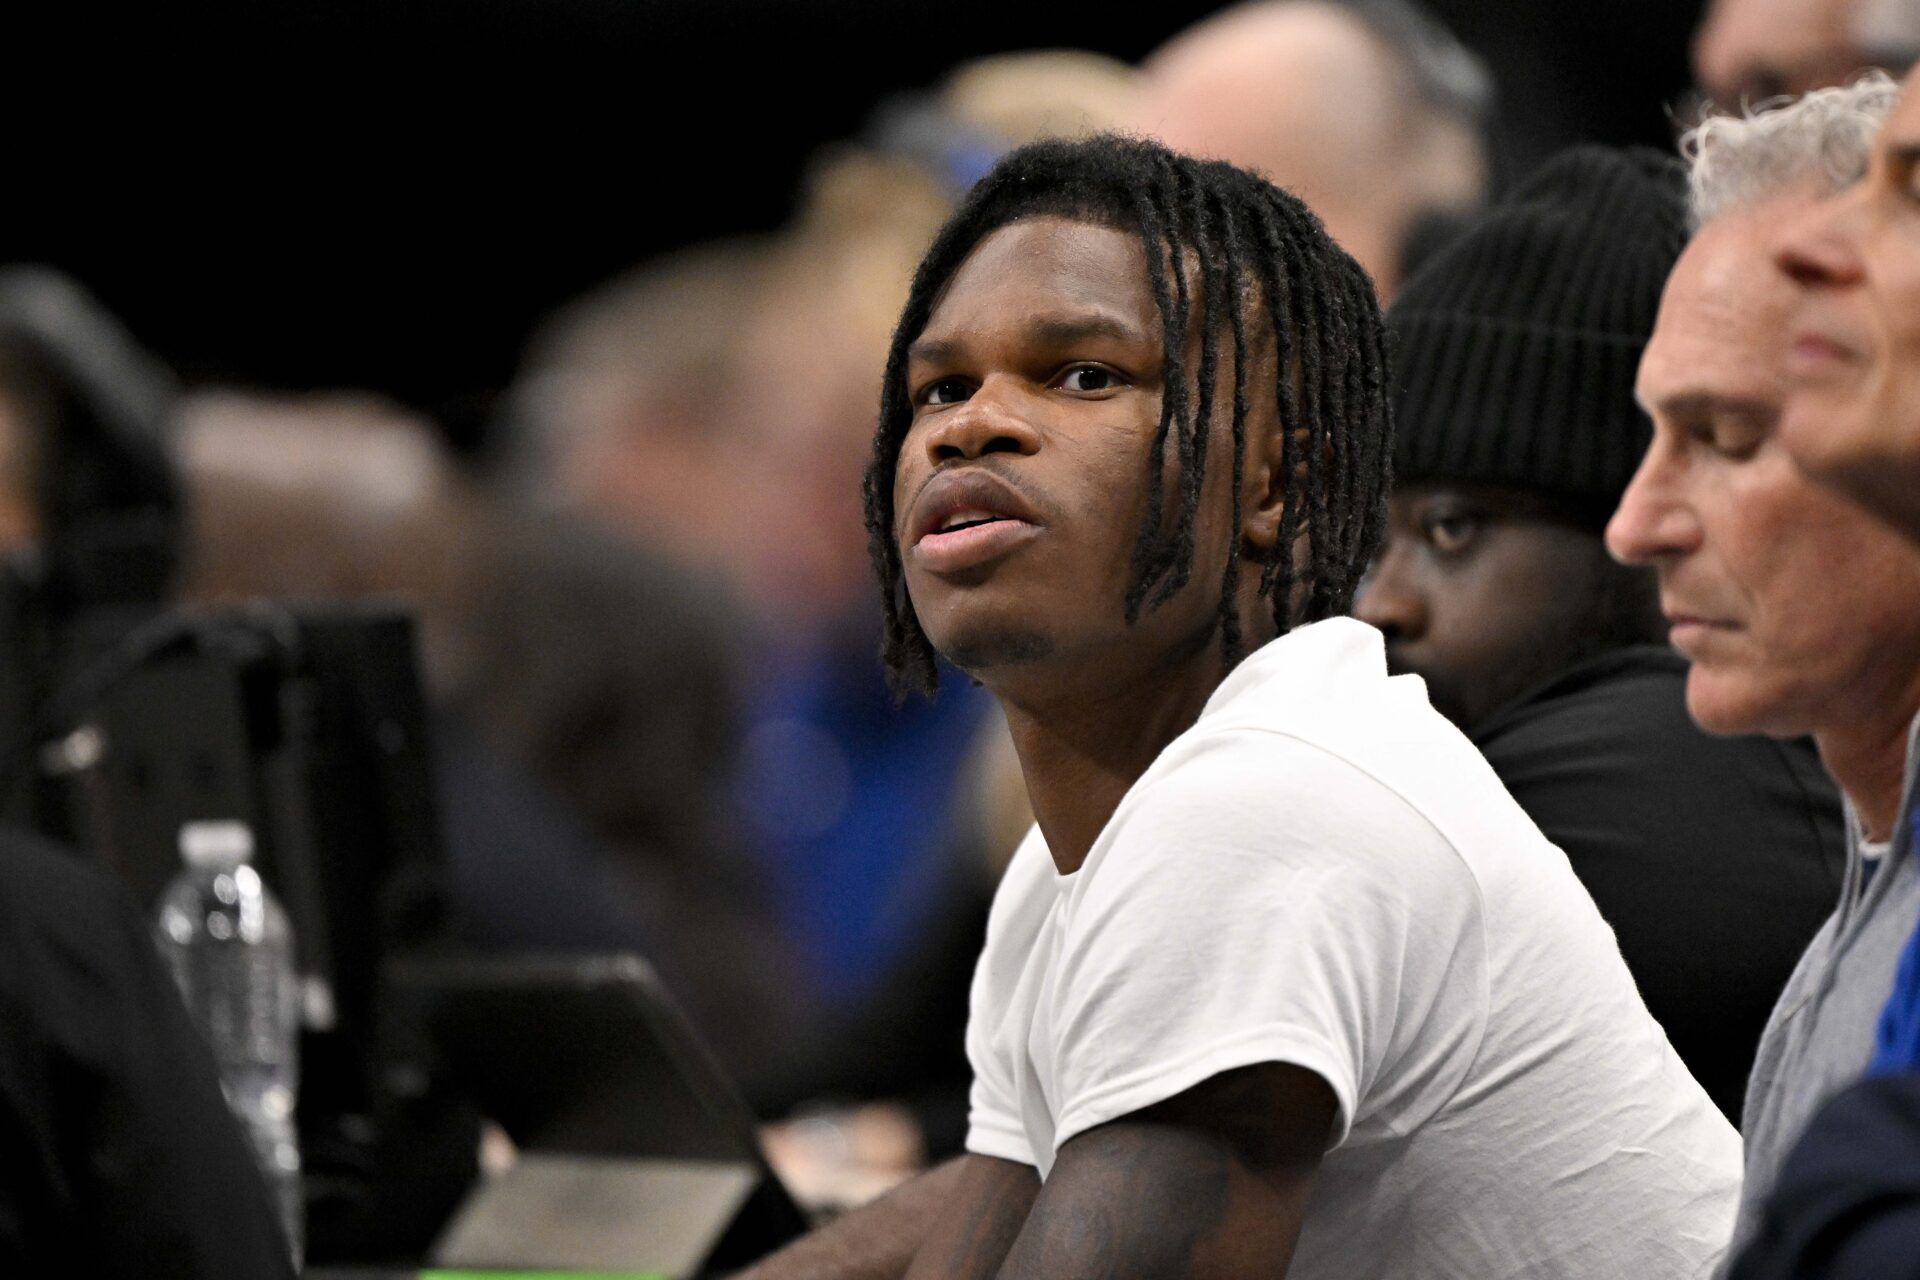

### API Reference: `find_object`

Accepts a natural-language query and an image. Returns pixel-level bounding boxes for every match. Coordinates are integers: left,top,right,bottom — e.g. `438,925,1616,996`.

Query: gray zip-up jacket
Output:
1732,713,1920,1249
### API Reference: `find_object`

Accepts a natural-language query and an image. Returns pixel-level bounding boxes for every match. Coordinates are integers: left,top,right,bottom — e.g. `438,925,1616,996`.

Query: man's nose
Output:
1774,190,1868,291
1353,542,1429,643
1606,447,1700,566
921,383,1043,464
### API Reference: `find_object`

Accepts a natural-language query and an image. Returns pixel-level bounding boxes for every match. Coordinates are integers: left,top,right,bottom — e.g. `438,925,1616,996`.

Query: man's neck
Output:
998,636,1236,876
1816,697,1920,846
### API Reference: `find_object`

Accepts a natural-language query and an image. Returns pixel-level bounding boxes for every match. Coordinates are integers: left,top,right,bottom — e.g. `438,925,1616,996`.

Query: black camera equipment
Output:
6,594,474,1260
0,268,475,1260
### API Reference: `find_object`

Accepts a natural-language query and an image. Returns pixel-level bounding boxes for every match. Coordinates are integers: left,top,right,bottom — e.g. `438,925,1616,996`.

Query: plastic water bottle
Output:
155,820,303,1266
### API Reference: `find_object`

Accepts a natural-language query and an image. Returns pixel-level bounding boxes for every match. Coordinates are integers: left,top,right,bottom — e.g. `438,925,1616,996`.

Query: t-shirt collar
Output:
1198,616,1389,724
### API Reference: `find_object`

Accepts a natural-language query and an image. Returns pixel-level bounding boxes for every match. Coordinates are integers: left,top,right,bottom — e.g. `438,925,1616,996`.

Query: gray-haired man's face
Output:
1608,203,1920,744
1773,66,1920,543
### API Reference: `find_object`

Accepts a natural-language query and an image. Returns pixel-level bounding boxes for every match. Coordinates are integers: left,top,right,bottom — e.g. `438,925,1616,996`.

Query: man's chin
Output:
1682,670,1779,739
935,628,1057,678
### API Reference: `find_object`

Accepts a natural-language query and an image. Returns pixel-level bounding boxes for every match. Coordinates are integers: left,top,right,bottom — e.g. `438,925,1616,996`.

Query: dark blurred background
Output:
5,0,1703,448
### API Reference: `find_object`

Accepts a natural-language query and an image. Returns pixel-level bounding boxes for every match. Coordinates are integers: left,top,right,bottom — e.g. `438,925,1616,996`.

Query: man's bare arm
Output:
734,1155,1034,1280
991,1063,1335,1280
899,1154,1040,1280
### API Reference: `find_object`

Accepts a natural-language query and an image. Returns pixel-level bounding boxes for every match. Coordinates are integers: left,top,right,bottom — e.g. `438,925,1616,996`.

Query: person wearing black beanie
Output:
1361,144,1686,729
1355,144,1847,1123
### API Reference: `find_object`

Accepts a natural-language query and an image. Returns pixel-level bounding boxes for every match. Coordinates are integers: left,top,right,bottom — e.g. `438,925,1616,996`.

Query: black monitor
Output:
27,601,455,1258
400,952,809,1277
42,602,441,1047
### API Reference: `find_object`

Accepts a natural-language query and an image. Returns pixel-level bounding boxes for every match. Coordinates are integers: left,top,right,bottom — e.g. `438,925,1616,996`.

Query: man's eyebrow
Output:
906,312,1149,366
1645,390,1778,423
906,336,963,366
1024,312,1147,347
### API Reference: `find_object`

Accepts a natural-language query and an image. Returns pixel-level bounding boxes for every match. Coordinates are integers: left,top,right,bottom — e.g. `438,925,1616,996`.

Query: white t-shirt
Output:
964,617,1741,1279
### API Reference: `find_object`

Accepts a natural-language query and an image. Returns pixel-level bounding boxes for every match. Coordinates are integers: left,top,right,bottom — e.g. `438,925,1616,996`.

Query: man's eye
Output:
921,378,973,406
1058,366,1119,393
1701,416,1765,459
1422,513,1481,555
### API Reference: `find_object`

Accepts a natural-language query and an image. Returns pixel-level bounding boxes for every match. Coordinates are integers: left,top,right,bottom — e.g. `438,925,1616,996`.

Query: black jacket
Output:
0,827,295,1278
1471,646,1848,1122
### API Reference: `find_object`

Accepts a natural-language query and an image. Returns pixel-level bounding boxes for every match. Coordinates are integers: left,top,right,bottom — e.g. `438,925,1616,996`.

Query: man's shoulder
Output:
1198,619,1498,794
1103,723,1495,913
979,829,1065,956
1474,646,1683,738
1165,641,1544,875
1470,645,1818,782
1145,722,1449,830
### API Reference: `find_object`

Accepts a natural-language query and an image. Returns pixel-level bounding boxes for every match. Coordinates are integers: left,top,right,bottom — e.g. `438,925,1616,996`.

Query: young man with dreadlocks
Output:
740,135,1739,1279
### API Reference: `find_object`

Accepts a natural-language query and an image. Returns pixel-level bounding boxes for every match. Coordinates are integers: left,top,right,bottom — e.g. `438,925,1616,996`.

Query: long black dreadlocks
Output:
863,134,1393,698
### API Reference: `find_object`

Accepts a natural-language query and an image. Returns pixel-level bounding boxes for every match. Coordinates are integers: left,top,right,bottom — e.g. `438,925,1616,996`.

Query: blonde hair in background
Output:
941,50,1138,147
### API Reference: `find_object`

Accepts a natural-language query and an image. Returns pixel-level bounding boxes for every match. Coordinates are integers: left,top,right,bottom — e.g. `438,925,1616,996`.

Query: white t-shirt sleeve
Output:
962,833,1051,1168
1046,730,1488,1156
964,1040,1034,1167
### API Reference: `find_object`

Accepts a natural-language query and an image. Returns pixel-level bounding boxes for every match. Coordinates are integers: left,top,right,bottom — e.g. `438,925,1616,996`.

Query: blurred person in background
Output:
1128,0,1491,299
497,237,777,594
1605,73,1920,1254
503,149,992,1144
1723,63,1920,1280
1695,0,1919,107
862,50,1139,201
1354,145,1846,1122
720,155,954,637
177,391,804,1103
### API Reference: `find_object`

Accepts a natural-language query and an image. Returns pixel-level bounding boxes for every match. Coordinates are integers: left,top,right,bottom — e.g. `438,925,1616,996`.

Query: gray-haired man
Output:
1608,73,1920,1248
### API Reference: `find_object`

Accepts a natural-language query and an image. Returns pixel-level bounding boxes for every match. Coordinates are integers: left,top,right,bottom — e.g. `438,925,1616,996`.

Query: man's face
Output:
1355,483,1649,730
1693,0,1874,104
892,216,1266,698
1773,66,1920,544
1607,204,1920,739
1130,4,1405,293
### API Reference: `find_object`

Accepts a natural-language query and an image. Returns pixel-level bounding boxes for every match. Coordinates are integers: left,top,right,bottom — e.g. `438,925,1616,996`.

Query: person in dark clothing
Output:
1467,648,1847,1120
1726,1073,1920,1280
1354,145,1847,1121
0,825,295,1279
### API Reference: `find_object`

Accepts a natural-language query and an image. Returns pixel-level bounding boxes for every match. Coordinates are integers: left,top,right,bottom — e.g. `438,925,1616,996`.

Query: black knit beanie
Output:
1387,145,1690,515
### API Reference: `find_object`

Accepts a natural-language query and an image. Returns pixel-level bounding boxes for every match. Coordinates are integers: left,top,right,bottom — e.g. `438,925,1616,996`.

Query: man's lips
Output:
1785,326,1864,380
1665,610,1738,651
915,518,1041,573
905,469,1043,575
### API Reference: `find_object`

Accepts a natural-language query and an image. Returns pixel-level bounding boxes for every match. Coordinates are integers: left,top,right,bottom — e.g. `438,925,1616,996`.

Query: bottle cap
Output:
178,819,256,867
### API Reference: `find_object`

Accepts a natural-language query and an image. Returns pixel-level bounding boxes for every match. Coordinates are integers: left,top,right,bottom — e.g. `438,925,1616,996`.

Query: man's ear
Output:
1241,422,1307,555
